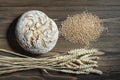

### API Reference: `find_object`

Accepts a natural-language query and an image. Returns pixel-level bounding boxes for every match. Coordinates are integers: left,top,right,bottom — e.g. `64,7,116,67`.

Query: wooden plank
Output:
0,0,120,80
0,37,120,54
0,0,120,7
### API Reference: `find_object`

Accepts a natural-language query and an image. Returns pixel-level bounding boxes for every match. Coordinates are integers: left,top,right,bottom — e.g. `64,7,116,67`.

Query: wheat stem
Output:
0,48,104,75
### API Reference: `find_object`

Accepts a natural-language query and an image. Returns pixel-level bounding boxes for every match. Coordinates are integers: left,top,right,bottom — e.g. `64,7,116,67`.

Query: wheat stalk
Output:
0,48,104,75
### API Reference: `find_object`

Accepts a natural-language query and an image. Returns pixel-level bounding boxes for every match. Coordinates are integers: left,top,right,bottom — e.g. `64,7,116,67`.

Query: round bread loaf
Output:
16,10,59,54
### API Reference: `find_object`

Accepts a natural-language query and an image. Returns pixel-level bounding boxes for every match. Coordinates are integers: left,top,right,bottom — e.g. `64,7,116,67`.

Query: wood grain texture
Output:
0,0,120,80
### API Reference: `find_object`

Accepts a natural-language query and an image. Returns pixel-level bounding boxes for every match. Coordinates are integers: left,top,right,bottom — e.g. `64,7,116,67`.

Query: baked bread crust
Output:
16,10,59,54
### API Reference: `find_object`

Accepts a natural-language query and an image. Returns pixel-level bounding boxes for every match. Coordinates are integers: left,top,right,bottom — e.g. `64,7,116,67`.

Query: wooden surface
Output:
0,0,120,80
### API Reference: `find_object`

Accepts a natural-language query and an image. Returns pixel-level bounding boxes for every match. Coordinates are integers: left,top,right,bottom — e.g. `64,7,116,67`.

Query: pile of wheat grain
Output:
61,12,105,46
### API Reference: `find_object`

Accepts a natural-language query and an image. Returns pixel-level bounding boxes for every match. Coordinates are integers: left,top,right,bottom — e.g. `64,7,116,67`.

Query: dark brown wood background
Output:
0,0,120,80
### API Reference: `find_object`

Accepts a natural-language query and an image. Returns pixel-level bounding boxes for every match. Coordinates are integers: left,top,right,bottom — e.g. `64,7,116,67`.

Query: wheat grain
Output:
61,12,105,47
